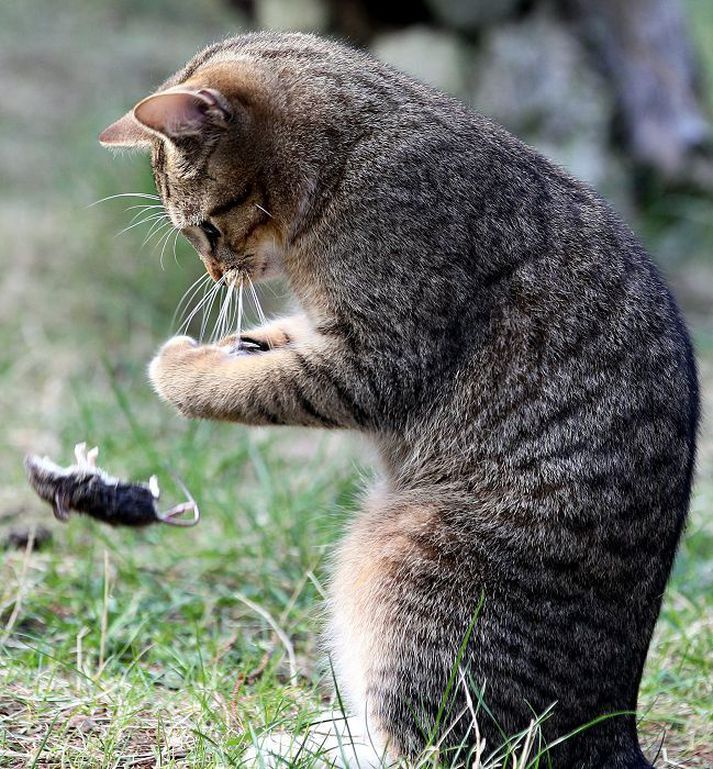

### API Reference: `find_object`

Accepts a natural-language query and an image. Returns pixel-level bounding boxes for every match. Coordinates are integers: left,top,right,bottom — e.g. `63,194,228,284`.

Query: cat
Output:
100,32,699,769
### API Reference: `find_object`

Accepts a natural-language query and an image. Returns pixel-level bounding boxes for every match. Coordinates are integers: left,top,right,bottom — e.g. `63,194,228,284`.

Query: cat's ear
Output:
99,111,153,149
132,88,232,140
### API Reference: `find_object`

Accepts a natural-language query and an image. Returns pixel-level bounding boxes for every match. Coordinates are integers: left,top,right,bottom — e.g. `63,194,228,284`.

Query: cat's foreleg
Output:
148,333,370,429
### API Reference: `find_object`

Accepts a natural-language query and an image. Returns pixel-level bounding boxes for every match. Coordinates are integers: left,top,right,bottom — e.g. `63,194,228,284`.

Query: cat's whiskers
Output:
173,272,212,328
124,204,166,227
247,275,267,328
157,225,178,271
126,206,166,229
199,277,225,341
141,219,173,250
225,285,237,342
223,271,247,344
104,199,264,346
87,192,160,208
171,229,182,267
90,191,181,267
254,202,273,218
199,270,250,345
178,276,225,337
235,277,245,344
115,211,168,239
213,282,235,343
96,191,170,245
125,203,165,216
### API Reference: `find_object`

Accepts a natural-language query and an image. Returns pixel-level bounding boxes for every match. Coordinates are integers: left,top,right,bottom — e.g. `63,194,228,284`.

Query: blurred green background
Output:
0,0,711,766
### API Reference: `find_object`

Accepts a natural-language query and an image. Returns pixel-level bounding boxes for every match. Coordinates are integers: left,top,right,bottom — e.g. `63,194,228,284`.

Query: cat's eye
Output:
198,220,221,250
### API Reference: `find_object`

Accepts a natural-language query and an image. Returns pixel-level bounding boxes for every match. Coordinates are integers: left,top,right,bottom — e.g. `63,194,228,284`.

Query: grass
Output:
1,0,712,767
1,420,359,768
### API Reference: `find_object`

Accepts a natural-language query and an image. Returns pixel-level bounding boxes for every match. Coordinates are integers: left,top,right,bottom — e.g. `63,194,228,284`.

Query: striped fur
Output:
105,33,699,768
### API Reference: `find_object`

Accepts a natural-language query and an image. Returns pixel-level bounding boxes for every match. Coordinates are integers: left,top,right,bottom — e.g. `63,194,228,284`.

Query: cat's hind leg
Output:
326,485,467,764
248,485,456,768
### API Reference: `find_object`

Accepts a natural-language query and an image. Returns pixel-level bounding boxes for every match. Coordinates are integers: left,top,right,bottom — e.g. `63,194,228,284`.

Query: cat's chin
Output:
255,260,284,282
253,239,285,281
215,264,280,288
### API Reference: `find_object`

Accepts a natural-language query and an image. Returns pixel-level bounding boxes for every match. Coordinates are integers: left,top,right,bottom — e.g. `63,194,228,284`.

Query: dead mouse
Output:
24,443,199,528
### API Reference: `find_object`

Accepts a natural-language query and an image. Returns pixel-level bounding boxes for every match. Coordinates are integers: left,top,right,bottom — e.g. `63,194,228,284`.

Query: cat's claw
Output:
215,334,266,355
232,338,264,356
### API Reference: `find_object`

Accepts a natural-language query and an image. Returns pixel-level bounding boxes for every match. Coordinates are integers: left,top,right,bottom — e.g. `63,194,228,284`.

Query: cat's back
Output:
185,32,698,463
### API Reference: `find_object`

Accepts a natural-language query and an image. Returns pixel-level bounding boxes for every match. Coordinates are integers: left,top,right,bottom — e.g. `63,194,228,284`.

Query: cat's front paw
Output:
148,335,226,417
217,315,310,353
214,333,267,355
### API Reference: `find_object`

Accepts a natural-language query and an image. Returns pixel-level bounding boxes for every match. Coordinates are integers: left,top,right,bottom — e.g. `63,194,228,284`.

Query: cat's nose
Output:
202,255,223,281
181,227,223,279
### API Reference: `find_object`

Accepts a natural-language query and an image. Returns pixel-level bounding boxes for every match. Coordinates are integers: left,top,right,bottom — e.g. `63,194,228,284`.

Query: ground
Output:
0,1,711,767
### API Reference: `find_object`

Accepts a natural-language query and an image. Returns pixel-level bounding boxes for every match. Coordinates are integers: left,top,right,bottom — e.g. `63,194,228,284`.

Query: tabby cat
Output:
100,33,699,769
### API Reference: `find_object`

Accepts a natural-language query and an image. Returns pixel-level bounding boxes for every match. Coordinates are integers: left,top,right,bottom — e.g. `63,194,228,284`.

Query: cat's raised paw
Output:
159,335,198,353
148,335,229,416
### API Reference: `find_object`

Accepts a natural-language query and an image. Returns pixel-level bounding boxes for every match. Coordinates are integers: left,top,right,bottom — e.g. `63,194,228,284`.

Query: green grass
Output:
1,416,360,767
1,0,712,766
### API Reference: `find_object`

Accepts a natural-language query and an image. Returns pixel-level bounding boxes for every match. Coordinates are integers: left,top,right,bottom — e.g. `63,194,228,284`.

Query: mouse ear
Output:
132,87,232,140
98,111,153,149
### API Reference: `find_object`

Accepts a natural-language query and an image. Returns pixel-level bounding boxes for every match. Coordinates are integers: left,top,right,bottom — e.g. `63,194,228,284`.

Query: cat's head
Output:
99,40,320,285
